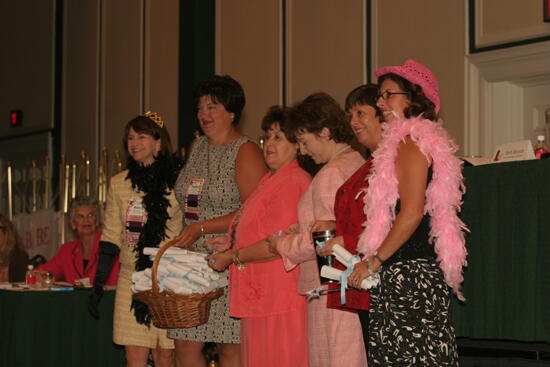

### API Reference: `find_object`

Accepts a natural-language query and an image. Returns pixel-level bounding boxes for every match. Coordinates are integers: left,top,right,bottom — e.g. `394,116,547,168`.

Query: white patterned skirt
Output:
368,258,459,366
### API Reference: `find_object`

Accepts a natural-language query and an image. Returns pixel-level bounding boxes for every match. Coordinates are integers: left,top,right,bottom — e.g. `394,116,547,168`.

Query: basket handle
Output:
150,238,181,293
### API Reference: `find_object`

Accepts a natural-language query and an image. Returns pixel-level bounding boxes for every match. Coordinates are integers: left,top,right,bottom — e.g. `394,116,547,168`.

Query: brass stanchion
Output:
85,157,91,197
102,147,109,199
63,163,70,213
31,160,37,212
98,162,104,203
7,162,13,221
59,155,66,244
44,156,50,209
113,149,123,174
79,151,87,198
71,161,77,200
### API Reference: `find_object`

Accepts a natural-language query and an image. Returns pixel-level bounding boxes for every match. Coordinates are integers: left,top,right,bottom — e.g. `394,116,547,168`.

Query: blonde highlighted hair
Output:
0,215,24,267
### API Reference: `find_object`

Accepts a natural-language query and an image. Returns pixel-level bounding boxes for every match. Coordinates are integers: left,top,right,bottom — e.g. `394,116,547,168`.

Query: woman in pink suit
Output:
206,106,311,367
275,92,367,367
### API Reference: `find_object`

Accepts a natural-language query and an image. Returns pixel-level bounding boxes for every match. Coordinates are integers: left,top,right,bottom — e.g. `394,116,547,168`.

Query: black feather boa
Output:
126,153,183,325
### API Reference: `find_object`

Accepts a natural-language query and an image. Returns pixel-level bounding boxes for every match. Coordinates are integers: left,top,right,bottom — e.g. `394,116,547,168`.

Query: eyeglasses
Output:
378,90,409,100
73,213,96,220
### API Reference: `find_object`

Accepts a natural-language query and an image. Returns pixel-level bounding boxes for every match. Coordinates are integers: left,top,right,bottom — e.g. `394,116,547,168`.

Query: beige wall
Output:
1,0,179,212
63,1,101,164
100,0,143,158
373,0,467,151
216,0,366,142
5,0,550,177
0,0,56,140
466,0,550,156
60,0,550,160
216,0,468,150
216,0,282,142
476,0,550,47
145,0,180,146
62,0,179,177
0,0,57,215
61,0,550,161
287,0,366,105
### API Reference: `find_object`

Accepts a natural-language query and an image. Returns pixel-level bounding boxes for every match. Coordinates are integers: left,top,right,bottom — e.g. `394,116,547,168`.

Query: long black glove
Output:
88,241,119,319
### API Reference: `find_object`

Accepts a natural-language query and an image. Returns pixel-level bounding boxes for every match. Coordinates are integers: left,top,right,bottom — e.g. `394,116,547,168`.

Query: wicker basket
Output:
132,239,224,329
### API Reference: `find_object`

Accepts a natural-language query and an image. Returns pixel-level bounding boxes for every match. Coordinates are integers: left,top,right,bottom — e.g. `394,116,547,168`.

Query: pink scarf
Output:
357,116,468,300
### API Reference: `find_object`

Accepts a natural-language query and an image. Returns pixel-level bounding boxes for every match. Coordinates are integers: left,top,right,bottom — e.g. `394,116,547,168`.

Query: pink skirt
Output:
308,294,367,367
240,309,308,367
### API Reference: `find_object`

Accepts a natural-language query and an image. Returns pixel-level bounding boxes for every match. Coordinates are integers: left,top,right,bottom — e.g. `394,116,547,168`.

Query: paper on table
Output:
461,156,493,166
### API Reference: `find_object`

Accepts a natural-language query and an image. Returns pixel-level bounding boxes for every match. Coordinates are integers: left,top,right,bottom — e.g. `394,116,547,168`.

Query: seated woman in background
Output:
39,197,120,285
0,214,29,282
205,106,311,367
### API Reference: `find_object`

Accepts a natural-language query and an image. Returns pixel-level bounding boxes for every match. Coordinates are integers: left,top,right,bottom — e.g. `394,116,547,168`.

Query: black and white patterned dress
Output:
168,135,251,344
368,213,459,366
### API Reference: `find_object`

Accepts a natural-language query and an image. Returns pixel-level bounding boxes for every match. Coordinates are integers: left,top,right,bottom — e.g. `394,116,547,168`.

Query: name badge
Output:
184,178,205,220
125,199,147,247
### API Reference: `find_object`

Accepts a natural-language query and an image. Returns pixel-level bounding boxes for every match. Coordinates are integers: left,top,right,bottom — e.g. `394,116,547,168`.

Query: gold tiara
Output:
144,111,164,128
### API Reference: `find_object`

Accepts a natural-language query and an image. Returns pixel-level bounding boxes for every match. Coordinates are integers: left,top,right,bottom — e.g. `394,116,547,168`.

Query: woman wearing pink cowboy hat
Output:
346,59,468,366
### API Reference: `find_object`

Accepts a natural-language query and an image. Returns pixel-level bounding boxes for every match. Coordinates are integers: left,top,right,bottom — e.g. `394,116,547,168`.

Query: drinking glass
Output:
43,272,54,288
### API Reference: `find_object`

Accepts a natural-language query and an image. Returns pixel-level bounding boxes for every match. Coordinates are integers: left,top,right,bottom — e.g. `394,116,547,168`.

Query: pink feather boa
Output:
357,116,468,300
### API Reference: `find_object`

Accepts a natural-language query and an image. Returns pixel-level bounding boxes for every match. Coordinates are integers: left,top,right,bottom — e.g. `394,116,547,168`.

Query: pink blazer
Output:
276,150,365,293
229,160,311,318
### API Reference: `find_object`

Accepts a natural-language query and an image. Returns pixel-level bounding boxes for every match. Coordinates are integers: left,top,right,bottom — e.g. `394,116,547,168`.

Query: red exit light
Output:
10,110,22,127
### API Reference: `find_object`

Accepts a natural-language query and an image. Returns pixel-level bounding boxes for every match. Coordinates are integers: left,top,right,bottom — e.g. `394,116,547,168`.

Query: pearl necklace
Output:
328,145,351,162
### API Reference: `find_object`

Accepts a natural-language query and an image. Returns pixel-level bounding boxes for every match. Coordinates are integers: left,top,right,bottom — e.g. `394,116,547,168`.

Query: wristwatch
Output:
232,250,246,270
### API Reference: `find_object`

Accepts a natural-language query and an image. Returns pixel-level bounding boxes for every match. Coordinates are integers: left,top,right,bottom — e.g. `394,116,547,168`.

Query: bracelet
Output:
365,257,375,276
373,251,385,264
232,250,246,270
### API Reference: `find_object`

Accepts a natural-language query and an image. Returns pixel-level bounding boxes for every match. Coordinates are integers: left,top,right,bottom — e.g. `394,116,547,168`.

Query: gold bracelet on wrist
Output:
232,250,246,270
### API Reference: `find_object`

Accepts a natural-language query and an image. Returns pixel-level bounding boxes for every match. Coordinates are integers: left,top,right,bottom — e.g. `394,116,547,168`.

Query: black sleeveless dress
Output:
367,181,459,366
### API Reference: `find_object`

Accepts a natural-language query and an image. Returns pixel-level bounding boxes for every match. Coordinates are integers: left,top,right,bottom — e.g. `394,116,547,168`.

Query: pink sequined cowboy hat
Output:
374,59,441,113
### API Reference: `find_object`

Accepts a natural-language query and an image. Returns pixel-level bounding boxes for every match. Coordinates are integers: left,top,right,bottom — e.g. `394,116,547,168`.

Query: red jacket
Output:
40,231,120,285
327,160,371,311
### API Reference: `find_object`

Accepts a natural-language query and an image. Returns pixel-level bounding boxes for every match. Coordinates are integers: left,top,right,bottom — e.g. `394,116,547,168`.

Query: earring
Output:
320,127,330,140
